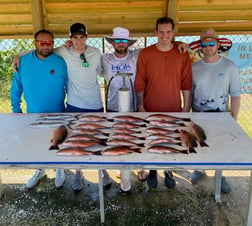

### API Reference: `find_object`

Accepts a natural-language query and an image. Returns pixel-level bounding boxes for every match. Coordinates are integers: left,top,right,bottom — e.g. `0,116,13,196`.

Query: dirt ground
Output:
0,169,250,226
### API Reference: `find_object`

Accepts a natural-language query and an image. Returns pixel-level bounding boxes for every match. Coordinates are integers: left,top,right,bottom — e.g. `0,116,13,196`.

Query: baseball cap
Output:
69,23,88,36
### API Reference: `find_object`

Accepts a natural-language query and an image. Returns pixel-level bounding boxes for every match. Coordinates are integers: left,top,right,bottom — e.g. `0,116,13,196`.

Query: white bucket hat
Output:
105,27,137,46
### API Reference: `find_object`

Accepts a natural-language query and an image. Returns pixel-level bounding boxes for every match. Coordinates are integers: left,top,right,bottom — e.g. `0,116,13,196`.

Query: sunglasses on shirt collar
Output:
113,39,129,44
80,53,89,67
36,40,54,46
200,41,216,48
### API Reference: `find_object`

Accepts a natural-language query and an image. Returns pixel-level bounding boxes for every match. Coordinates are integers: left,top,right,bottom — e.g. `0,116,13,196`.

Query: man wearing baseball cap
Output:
188,28,241,193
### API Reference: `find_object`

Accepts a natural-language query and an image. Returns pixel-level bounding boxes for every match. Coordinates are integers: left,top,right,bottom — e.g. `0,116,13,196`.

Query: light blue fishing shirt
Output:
10,51,68,113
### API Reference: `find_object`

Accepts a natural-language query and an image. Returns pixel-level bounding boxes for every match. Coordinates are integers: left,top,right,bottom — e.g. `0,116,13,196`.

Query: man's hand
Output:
64,40,73,48
12,55,20,73
177,42,188,53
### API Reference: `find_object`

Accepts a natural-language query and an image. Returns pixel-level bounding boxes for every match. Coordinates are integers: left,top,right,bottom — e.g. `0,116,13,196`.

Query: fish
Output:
75,123,109,130
30,121,70,128
111,128,141,134
146,127,179,135
97,146,142,156
62,140,107,148
106,139,145,147
190,122,209,147
146,134,181,140
148,146,188,154
66,134,108,142
149,138,182,146
109,133,145,140
49,125,68,150
78,114,113,122
145,113,191,122
71,128,109,136
112,115,148,123
112,122,146,129
149,120,186,127
57,147,95,156
179,129,198,153
39,113,77,119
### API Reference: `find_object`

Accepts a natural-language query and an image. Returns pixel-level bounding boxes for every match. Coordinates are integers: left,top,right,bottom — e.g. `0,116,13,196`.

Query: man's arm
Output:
230,96,240,120
181,90,191,112
136,91,145,112
10,72,23,113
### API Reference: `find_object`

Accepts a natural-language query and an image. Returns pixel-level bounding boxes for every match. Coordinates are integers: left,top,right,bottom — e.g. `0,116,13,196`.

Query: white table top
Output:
0,112,251,170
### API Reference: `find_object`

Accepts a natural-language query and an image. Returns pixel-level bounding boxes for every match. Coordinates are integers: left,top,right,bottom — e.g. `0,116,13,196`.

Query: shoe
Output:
188,170,206,184
72,170,84,191
147,170,157,188
221,176,231,193
26,169,46,189
55,169,65,188
164,171,176,189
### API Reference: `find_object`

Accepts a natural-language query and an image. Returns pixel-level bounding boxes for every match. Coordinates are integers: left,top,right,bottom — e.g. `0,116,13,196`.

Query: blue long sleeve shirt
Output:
10,51,68,113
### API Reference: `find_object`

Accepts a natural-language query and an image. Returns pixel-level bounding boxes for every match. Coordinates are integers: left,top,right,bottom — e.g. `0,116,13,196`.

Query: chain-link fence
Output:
0,35,251,137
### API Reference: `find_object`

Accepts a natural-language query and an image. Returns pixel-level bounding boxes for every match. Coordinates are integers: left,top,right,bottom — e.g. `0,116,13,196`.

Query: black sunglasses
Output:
80,53,89,67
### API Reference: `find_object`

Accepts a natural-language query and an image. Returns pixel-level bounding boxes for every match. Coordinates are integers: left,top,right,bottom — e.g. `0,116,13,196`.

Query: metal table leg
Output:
214,170,222,203
245,171,252,226
98,169,105,223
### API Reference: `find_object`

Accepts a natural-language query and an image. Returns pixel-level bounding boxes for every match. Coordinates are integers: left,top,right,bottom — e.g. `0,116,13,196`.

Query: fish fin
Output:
189,148,197,153
200,141,209,147
93,151,102,155
49,145,59,150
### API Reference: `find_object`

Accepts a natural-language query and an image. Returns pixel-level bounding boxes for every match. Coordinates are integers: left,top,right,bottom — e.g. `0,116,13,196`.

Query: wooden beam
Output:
29,0,44,34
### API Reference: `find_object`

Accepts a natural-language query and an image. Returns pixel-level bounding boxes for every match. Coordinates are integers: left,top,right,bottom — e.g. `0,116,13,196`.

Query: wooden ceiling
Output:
1,0,252,39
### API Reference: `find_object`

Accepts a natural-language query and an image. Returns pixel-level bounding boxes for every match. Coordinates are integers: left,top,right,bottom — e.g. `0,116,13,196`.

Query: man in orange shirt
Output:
135,16,192,189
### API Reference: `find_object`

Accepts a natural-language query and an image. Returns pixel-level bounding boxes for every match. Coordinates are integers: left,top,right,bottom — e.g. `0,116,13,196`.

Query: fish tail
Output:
100,139,108,146
177,122,186,127
177,142,182,146
183,118,191,122
102,132,110,136
143,119,149,123
140,124,147,127
49,145,59,150
134,148,142,153
174,129,180,133
181,150,189,154
93,151,102,155
189,148,197,153
138,143,145,147
107,119,114,122
200,141,209,147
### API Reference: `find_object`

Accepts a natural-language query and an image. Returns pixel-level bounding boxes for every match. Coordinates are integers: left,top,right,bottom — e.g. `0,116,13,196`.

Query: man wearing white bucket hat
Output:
188,28,241,193
101,26,188,193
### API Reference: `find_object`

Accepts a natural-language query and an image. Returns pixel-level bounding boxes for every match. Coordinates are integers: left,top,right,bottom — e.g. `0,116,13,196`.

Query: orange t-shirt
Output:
135,44,192,112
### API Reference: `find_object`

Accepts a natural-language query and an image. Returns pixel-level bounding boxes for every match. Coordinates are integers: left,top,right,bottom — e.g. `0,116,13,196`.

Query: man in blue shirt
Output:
10,29,68,188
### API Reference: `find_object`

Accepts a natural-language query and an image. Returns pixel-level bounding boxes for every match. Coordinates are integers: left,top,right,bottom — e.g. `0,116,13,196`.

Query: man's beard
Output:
115,48,127,55
38,49,53,58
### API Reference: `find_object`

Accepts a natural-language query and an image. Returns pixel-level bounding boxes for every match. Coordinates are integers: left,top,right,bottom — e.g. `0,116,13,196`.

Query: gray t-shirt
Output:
101,49,141,111
55,45,103,110
192,57,240,112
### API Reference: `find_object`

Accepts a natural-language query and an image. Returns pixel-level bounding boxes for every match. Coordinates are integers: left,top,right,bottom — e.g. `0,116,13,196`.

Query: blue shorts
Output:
66,103,104,113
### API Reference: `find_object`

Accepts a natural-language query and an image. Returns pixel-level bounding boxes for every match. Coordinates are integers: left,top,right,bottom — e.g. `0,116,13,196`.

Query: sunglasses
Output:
36,40,54,46
200,41,216,48
80,53,89,67
113,39,129,44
